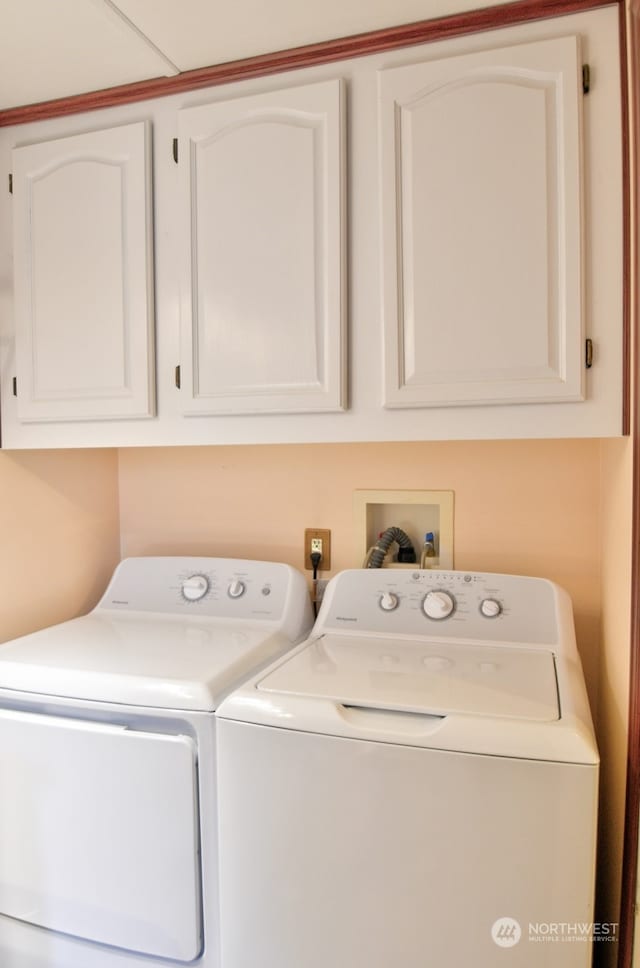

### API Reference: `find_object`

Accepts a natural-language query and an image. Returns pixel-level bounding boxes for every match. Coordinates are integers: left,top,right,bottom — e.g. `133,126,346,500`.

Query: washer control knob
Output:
379,592,399,612
480,598,502,618
182,574,210,601
423,590,455,620
228,579,246,599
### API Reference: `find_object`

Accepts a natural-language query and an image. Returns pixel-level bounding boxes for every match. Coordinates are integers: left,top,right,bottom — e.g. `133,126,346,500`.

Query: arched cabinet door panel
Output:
177,78,346,415
12,121,155,422
379,35,584,409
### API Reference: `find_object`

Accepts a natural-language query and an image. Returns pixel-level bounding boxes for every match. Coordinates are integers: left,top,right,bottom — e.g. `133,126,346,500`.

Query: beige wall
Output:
0,449,120,642
597,436,633,967
118,437,603,708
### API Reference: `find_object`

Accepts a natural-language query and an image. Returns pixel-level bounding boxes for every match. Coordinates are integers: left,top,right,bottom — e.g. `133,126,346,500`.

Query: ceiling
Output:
0,0,504,112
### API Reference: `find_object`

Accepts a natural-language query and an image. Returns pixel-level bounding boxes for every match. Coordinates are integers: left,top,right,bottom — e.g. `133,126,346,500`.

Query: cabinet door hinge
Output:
8,173,12,194
175,364,181,389
585,338,593,369
172,138,178,164
582,64,591,95
12,376,17,396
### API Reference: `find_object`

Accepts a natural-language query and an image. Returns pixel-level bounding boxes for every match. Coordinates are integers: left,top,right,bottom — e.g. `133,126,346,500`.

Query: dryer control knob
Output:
379,592,399,612
182,574,210,601
422,590,455,620
480,598,502,618
228,579,246,599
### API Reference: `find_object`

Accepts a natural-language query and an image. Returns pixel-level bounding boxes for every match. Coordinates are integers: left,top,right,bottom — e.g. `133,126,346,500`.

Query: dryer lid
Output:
0,611,288,711
257,634,559,721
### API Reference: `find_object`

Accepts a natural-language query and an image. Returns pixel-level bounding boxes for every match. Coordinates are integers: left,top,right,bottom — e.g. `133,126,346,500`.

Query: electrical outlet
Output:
304,528,331,571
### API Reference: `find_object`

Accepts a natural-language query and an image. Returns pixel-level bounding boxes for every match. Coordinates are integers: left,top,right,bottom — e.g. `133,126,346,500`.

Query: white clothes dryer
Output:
216,568,599,968
0,556,313,968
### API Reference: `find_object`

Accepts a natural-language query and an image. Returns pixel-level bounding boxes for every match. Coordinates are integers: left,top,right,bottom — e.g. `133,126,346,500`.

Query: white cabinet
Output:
11,121,155,422
379,35,584,409
0,4,624,447
177,79,346,415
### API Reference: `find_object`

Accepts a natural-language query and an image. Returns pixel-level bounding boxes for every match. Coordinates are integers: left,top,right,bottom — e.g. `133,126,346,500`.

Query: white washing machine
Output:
0,556,313,968
216,568,599,968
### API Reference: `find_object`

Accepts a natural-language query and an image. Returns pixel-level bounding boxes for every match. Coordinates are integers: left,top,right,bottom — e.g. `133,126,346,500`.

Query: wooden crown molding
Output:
0,0,622,127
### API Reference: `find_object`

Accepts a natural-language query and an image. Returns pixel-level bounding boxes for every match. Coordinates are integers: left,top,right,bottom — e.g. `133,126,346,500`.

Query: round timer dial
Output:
182,574,210,602
422,590,455,620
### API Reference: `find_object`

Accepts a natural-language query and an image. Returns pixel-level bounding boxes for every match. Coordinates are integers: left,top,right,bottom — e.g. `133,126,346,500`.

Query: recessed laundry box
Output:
0,556,313,968
216,568,599,968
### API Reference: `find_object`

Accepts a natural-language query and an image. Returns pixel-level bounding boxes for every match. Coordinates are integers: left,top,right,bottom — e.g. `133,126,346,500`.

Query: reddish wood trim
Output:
0,0,622,127
620,1,640,964
622,5,632,438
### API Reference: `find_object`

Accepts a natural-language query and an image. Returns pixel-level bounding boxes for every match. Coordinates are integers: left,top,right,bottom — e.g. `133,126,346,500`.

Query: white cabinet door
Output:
379,35,585,409
178,79,346,415
12,121,155,422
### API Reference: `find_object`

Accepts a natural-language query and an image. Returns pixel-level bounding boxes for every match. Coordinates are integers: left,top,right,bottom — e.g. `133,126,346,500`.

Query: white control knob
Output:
182,574,210,601
422,591,455,620
379,592,399,612
480,598,502,618
228,579,246,599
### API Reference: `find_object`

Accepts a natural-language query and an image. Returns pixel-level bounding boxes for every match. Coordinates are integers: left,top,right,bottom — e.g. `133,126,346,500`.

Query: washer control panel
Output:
99,556,300,622
321,570,560,645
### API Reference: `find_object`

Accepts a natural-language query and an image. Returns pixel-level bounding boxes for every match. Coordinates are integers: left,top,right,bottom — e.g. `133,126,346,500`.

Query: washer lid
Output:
257,634,559,721
0,611,289,711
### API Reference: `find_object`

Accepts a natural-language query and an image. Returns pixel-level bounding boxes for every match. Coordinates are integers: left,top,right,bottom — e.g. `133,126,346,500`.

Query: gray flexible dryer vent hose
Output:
367,526,416,568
